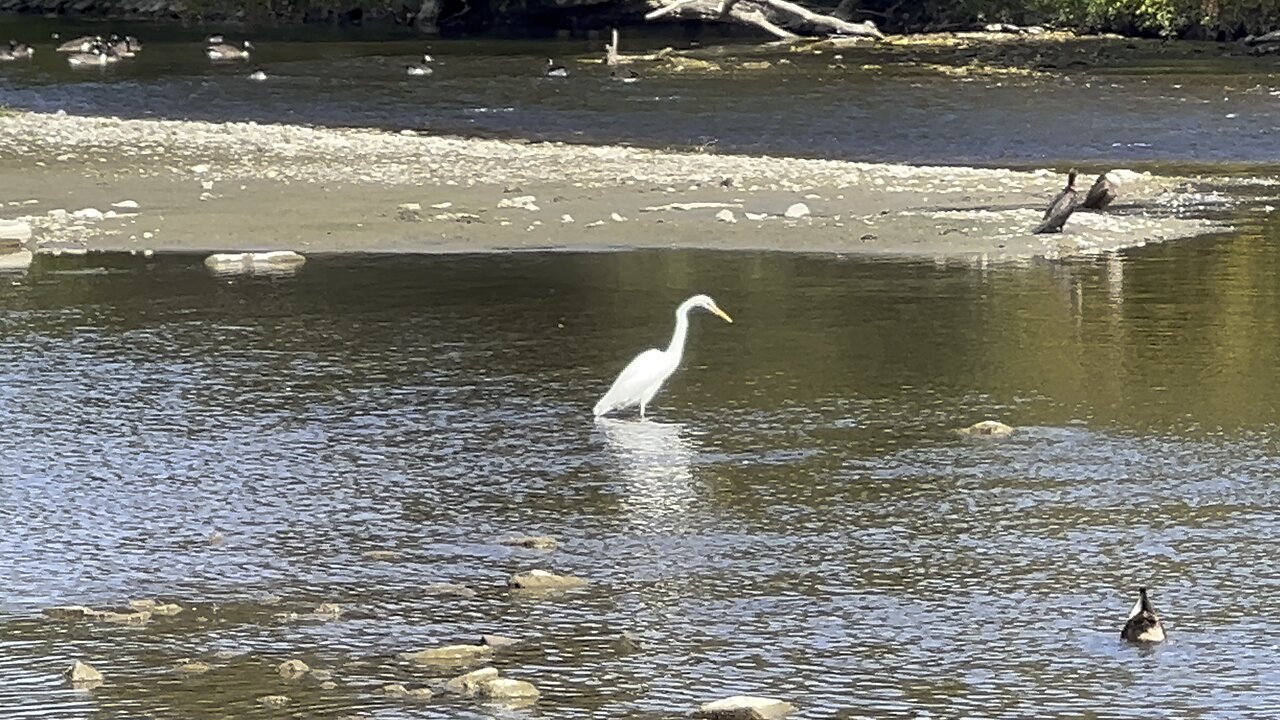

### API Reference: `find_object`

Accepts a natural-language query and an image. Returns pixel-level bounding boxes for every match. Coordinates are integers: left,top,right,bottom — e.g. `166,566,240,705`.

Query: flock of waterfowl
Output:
1033,167,1119,234
0,32,605,83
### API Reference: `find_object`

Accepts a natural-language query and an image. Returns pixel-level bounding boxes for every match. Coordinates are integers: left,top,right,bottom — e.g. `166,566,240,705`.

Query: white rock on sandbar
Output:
783,203,810,219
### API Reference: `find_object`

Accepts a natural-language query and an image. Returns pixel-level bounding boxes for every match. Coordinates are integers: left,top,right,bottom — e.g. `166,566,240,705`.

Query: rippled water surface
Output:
3,236,1280,718
4,15,1280,164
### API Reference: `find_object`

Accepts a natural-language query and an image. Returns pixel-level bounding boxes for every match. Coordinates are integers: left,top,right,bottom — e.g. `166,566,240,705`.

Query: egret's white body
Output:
593,294,732,419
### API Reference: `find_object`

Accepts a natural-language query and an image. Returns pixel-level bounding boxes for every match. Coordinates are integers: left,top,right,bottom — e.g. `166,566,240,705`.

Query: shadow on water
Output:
3,233,1280,716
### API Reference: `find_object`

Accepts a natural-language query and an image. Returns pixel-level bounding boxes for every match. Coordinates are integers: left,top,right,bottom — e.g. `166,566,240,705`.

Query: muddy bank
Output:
0,110,1232,264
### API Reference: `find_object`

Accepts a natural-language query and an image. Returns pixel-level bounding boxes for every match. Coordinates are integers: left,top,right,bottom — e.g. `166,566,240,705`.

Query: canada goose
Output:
109,35,142,58
1121,587,1166,643
545,58,568,78
56,34,101,53
1033,168,1081,234
248,69,268,81
405,54,434,76
610,68,640,83
206,40,252,60
0,40,35,60
1082,172,1119,210
66,44,118,67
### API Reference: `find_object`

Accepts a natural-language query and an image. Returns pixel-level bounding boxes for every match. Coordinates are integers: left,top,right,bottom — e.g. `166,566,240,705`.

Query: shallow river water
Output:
3,232,1280,718
4,15,1280,164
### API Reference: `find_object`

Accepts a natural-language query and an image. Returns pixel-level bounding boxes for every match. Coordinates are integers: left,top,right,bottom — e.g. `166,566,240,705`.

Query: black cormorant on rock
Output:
1082,172,1118,210
1121,587,1166,644
1033,168,1081,234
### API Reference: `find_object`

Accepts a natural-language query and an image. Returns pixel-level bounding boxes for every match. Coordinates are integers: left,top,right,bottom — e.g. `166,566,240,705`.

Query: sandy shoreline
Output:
0,109,1234,262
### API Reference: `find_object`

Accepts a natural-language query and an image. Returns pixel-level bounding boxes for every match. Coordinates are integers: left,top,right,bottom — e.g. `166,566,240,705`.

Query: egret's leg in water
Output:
639,401,646,419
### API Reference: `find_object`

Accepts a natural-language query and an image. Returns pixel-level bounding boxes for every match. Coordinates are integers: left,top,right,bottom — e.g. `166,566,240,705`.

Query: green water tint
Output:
2,237,1280,716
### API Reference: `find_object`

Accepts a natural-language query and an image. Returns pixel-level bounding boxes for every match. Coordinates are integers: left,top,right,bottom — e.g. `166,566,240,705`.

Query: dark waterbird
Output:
1121,587,1166,643
1082,172,1118,210
1032,168,1081,234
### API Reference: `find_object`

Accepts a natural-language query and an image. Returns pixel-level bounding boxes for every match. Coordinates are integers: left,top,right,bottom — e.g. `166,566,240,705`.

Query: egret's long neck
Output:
664,301,693,359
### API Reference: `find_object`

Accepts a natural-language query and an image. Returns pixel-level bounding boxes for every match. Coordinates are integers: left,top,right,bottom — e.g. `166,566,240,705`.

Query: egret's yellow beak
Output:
711,305,733,323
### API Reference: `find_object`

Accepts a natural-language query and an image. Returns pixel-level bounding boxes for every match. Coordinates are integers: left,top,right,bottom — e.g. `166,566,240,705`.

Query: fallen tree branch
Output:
645,0,883,40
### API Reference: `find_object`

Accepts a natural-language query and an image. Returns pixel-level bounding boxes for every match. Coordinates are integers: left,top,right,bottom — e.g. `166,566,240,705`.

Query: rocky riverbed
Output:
0,109,1245,265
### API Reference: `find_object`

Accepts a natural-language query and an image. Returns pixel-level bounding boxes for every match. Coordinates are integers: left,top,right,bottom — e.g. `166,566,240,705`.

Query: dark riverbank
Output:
2,0,1280,39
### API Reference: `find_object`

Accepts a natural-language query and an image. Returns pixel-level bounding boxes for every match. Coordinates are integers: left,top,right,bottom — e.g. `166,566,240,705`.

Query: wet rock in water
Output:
715,209,737,223
499,535,558,550
444,666,500,696
174,659,212,675
380,683,433,700
509,569,588,591
479,634,519,648
309,668,333,681
423,582,478,598
958,420,1015,438
396,203,423,222
402,643,493,667
312,602,343,619
695,696,796,720
65,660,104,688
497,195,539,211
212,649,247,660
208,531,225,546
111,200,140,210
43,605,96,621
129,599,183,616
477,678,540,702
258,695,290,707
615,631,642,653
204,251,306,275
319,680,338,690
783,203,811,219
72,207,104,221
362,549,403,561
97,610,152,625
278,659,311,680
0,249,33,272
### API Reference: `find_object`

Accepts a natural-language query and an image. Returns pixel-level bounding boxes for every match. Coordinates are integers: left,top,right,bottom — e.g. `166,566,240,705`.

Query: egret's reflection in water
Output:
597,418,697,527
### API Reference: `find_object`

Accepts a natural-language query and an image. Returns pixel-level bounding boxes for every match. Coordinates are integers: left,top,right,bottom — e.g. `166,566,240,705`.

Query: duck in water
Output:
545,58,568,78
55,34,101,53
610,68,640,83
1121,587,1166,643
206,40,252,60
0,40,35,60
1033,168,1081,234
406,54,434,76
1082,171,1118,210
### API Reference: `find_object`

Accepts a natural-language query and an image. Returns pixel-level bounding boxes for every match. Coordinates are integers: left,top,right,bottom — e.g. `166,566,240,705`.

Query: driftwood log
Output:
644,0,884,40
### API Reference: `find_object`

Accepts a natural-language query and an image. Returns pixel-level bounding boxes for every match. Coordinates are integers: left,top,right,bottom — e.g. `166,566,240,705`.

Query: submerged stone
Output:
958,420,1015,438
508,569,588,591
402,644,492,667
444,666,499,696
65,660,104,688
479,634,519,648
174,659,212,675
258,695,290,707
277,659,310,680
499,535,558,550
477,678,540,701
43,605,96,621
423,582,477,598
695,696,796,720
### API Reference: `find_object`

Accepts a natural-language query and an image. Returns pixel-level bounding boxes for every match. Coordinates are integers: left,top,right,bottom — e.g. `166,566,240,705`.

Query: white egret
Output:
593,294,733,419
